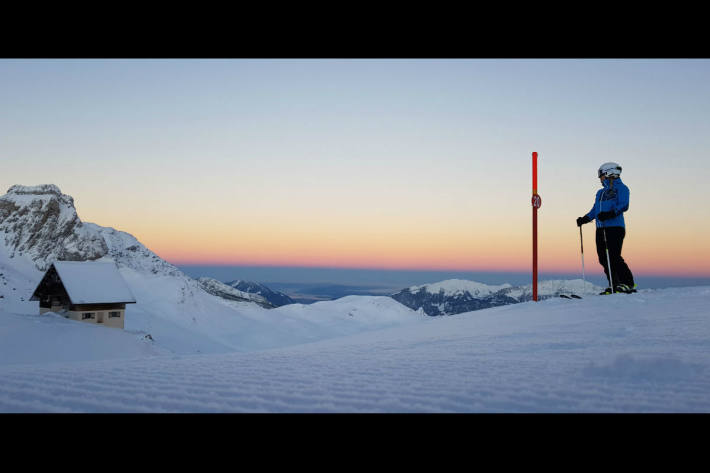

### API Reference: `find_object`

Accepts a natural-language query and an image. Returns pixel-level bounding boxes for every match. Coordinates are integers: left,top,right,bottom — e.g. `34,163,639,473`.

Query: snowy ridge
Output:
87,223,184,278
406,278,599,300
197,277,273,308
409,279,512,297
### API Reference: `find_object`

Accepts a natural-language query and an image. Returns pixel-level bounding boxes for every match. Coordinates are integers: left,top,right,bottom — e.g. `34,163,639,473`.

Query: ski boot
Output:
599,287,613,295
614,284,635,294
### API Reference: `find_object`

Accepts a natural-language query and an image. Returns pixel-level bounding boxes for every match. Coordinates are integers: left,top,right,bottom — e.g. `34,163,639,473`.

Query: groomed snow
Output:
2,285,709,413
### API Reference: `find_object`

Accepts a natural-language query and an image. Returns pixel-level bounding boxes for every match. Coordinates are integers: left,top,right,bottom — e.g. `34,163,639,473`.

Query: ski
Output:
559,294,582,299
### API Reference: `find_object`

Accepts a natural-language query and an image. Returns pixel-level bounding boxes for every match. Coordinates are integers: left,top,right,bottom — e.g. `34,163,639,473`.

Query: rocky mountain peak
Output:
0,184,182,279
0,184,106,270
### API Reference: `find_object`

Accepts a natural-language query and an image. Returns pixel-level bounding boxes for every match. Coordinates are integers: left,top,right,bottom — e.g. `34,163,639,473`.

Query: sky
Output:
2,59,710,278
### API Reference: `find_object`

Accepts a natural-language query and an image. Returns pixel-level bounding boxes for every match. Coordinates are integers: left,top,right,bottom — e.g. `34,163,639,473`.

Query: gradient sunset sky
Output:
2,59,709,277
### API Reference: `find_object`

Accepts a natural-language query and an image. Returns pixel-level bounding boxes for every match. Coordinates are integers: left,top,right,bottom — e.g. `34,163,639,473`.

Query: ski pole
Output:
603,177,616,294
602,226,614,293
579,225,586,285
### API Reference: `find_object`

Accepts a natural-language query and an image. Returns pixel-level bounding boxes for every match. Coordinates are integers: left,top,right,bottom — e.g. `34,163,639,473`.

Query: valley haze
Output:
176,264,710,303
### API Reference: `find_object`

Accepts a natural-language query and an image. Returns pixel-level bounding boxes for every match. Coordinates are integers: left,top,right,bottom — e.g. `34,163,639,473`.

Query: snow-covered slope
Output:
0,310,169,365
1,286,709,412
117,267,422,354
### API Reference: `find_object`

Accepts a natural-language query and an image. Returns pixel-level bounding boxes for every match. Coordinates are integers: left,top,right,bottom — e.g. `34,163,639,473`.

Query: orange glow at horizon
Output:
153,238,532,272
131,218,532,272
131,223,710,277
102,195,710,279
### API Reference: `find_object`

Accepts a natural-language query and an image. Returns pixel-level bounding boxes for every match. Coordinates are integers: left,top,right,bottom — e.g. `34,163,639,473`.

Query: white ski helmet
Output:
598,162,622,178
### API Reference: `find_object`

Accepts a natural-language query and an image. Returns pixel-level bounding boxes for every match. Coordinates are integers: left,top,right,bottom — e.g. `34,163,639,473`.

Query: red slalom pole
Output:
531,152,541,301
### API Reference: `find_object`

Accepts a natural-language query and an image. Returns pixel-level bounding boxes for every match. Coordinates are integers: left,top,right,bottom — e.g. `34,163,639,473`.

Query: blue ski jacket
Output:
585,177,630,228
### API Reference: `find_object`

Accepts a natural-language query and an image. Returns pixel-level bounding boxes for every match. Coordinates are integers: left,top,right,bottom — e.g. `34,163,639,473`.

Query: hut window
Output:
82,312,96,320
109,311,121,318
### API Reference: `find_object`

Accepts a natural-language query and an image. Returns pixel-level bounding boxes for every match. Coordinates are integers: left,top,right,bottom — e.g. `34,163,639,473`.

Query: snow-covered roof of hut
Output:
48,261,136,304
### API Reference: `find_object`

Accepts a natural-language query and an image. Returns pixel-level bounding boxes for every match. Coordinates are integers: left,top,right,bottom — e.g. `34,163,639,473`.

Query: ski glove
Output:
576,216,591,227
597,210,616,222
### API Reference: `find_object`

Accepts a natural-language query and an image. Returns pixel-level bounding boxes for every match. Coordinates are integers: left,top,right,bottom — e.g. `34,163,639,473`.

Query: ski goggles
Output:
598,168,621,178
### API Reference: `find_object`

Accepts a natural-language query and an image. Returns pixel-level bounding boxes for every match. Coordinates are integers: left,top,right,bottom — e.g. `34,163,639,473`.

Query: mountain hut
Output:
30,261,136,329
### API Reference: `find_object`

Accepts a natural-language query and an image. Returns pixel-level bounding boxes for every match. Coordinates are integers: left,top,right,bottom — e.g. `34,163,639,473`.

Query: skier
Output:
576,162,636,294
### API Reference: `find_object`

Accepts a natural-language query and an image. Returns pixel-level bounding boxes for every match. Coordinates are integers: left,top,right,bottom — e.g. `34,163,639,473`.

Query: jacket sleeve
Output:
614,184,630,215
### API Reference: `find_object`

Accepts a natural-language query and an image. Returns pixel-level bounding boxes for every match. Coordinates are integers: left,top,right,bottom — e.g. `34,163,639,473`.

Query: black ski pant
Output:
595,226,634,288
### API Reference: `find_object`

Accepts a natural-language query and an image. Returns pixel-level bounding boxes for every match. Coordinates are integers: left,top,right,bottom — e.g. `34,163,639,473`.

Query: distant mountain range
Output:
213,277,604,317
391,279,603,316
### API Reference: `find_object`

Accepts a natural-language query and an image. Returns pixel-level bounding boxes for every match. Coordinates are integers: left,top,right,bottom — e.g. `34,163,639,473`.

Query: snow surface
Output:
2,285,709,412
